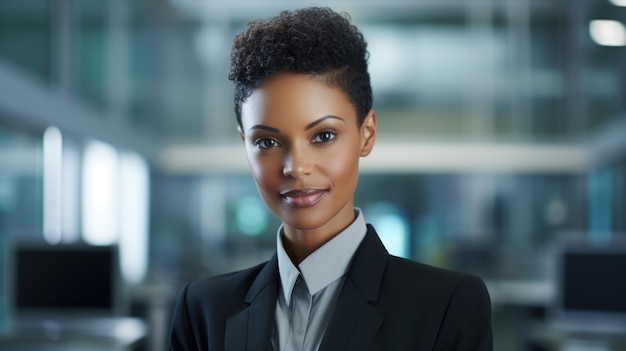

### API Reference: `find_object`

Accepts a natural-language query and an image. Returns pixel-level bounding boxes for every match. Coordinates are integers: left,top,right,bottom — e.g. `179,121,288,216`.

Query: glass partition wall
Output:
1,0,625,349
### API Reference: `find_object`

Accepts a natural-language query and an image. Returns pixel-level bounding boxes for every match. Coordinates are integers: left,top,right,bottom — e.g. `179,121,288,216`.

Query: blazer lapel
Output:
225,254,279,351
319,225,388,351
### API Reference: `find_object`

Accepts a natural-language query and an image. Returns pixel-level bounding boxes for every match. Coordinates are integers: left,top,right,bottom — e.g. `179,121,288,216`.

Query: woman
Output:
170,7,492,351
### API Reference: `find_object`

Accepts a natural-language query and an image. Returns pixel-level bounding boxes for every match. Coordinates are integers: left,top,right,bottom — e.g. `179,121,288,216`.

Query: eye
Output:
313,131,337,143
253,137,280,149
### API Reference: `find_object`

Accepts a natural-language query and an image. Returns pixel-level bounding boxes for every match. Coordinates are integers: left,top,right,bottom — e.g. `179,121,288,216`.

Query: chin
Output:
278,208,331,231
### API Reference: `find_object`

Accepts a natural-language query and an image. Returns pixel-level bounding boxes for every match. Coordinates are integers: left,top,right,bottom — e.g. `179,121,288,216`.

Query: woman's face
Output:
239,72,376,236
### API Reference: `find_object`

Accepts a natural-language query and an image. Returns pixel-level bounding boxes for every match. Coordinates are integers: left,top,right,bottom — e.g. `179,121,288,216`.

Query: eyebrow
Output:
248,125,280,133
305,115,344,130
248,115,345,134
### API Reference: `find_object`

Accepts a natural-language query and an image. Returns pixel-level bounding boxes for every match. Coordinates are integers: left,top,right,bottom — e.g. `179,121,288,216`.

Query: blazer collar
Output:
225,254,279,351
347,224,389,301
320,224,388,351
225,225,390,351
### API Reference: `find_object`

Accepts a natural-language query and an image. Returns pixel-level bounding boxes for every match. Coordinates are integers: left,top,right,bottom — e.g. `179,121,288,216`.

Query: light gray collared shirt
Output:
272,209,367,351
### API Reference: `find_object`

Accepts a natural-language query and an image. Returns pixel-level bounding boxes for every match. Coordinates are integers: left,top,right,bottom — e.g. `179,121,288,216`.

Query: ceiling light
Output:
589,20,626,46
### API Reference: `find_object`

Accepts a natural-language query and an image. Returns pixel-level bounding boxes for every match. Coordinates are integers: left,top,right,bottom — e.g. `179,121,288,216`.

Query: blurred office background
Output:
1,0,625,350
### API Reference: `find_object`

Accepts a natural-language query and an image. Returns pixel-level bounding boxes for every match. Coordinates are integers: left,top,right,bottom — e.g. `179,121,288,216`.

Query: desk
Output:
0,317,147,351
485,280,554,307
526,321,626,351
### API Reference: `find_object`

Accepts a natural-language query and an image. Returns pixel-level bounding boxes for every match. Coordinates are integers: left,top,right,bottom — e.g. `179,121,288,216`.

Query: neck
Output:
281,212,357,265
282,228,335,265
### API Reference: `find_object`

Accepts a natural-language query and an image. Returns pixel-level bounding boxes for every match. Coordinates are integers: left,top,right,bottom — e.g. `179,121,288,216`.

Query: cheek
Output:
247,153,279,191
323,146,360,186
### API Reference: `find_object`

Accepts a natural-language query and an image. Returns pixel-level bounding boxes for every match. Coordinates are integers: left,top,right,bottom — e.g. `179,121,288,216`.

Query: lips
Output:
280,188,327,207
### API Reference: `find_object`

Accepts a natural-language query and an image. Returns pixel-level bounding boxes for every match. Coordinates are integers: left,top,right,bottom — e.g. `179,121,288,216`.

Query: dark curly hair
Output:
228,7,372,127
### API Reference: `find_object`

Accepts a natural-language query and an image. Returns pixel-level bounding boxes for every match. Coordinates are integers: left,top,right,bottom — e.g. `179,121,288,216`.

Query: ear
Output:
237,125,245,142
359,110,377,157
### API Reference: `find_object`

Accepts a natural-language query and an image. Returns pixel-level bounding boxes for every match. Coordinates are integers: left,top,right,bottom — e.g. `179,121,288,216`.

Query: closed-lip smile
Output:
280,188,327,207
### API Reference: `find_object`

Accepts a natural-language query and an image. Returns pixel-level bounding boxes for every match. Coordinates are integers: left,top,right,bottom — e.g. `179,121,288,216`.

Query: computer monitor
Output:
5,241,125,322
553,240,626,328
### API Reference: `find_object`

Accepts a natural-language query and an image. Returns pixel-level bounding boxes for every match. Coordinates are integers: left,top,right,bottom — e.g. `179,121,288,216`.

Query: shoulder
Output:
380,255,490,310
170,261,273,350
179,262,267,312
357,225,489,306
376,256,492,349
186,262,267,299
387,255,487,291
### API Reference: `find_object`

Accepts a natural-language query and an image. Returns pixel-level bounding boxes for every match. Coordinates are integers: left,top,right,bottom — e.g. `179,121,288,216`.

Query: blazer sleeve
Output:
433,275,493,351
170,283,199,351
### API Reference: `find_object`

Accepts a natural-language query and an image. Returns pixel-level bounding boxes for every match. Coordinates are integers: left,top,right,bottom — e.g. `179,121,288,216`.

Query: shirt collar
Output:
276,208,367,305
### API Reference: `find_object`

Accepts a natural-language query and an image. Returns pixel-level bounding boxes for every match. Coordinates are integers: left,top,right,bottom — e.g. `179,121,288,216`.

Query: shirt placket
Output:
287,275,312,351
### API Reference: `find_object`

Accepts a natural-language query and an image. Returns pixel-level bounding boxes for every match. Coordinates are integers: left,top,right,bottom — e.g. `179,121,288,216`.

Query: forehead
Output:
240,72,357,128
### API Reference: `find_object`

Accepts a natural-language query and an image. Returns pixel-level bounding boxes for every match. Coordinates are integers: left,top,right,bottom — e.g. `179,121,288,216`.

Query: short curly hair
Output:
228,7,372,127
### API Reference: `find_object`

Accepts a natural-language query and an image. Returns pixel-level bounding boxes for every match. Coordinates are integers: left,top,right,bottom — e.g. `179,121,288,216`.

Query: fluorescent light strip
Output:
82,140,119,246
609,0,626,7
361,142,590,173
119,151,150,285
43,126,63,245
589,20,626,47
61,142,80,242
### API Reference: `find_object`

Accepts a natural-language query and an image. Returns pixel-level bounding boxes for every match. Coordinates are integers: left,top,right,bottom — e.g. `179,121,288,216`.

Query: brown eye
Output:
314,131,336,143
253,138,279,149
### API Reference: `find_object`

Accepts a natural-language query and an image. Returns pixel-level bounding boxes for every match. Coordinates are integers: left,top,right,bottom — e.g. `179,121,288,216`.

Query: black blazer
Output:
170,225,492,351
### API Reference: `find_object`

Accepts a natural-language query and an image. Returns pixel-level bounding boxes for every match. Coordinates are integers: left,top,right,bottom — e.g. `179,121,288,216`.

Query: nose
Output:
283,144,313,179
